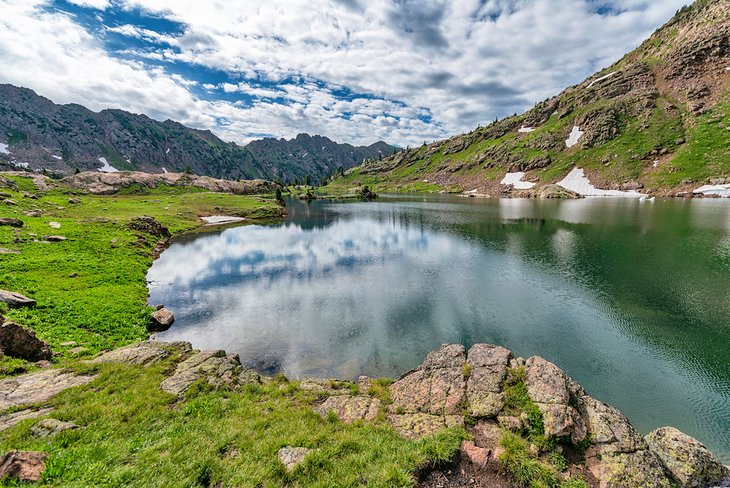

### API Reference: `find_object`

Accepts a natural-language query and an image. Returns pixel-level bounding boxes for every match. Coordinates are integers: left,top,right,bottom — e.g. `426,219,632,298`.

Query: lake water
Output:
148,195,730,462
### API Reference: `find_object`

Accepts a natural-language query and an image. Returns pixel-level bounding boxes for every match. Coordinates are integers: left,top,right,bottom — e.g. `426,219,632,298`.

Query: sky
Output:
0,0,690,147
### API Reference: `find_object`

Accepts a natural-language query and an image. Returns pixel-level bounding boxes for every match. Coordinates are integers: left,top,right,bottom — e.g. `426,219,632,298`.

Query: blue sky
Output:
0,0,690,146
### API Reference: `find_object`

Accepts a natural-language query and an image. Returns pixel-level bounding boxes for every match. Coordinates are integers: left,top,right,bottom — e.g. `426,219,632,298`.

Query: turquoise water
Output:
149,195,730,462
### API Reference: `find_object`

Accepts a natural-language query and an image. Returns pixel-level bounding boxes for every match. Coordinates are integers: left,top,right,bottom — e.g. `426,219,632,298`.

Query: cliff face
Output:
0,85,395,182
330,0,730,196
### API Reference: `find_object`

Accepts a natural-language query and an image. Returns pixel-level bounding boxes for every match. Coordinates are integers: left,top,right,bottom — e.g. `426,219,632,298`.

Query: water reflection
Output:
149,195,730,462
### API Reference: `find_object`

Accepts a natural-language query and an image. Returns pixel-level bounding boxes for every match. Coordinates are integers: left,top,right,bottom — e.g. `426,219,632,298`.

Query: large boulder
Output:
389,344,466,416
525,356,583,439
0,290,35,308
0,451,48,482
646,426,730,488
0,321,52,361
465,344,511,418
586,448,673,488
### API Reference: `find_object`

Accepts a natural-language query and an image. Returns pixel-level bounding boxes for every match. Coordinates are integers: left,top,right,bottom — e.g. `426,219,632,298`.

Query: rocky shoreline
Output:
0,339,727,486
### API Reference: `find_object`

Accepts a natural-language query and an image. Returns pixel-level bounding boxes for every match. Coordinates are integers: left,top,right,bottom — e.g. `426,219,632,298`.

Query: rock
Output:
0,248,20,254
0,369,96,411
0,321,52,361
586,448,672,488
23,210,41,217
2,199,17,206
298,378,341,395
646,426,730,488
497,415,523,431
313,395,381,423
460,440,490,467
525,356,570,405
49,222,60,229
46,235,66,242
582,397,646,454
278,447,310,472
0,290,36,308
68,198,80,204
149,307,174,332
30,418,78,438
68,347,88,355
0,192,10,198
465,343,511,418
60,341,77,347
387,413,463,440
160,349,242,397
389,344,466,416
128,216,170,238
0,218,22,228
35,360,51,368
92,341,191,367
0,408,53,432
0,451,48,482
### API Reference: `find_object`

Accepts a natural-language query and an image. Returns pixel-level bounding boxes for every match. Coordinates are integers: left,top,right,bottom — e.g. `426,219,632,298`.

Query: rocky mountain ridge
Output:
0,84,394,182
330,0,730,197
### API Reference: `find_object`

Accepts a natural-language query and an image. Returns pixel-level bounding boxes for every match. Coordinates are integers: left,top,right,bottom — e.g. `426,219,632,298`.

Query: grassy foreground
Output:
0,173,467,487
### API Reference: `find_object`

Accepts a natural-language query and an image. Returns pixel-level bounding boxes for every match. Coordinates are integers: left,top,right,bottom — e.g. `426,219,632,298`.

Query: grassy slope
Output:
0,174,469,487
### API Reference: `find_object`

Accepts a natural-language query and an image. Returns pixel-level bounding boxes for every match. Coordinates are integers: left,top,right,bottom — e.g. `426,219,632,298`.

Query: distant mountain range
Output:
329,0,729,196
0,84,396,182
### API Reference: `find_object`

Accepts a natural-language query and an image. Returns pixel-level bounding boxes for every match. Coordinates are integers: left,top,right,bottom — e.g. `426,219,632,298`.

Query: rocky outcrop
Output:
160,349,260,397
93,340,191,366
0,369,96,411
0,290,36,308
0,451,48,482
646,426,730,488
0,320,52,361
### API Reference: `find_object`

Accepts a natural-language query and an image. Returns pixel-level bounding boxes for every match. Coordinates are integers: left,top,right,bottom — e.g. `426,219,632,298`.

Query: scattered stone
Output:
0,321,52,361
68,198,80,204
92,341,191,367
46,236,66,242
23,210,41,217
278,447,311,472
0,451,48,482
389,344,466,416
0,369,95,411
0,290,36,308
298,378,348,395
160,349,241,397
387,413,463,440
128,216,170,238
69,272,78,278
313,395,381,423
30,418,78,438
22,192,38,200
49,222,60,229
2,199,17,206
60,341,77,347
646,426,730,488
0,408,53,432
0,192,10,198
356,375,372,393
0,249,20,254
149,307,174,332
68,347,88,355
35,360,51,368
465,343,511,418
0,218,22,228
460,440,490,467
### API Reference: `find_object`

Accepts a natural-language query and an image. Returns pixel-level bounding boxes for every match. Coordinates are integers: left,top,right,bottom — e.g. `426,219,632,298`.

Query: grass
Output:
0,175,282,370
0,356,466,487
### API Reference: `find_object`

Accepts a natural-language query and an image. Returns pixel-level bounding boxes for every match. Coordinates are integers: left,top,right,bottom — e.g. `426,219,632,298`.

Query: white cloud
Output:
0,0,691,146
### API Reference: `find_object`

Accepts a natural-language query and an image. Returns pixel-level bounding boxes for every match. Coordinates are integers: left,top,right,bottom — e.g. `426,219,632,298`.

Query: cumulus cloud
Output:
0,0,690,146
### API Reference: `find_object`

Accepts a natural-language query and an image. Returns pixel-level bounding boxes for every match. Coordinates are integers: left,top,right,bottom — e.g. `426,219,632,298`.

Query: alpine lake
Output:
148,194,730,462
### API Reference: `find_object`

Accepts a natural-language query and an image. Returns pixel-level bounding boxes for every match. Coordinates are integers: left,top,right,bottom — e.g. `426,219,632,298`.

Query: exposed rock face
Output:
465,344,511,417
0,451,48,482
389,344,466,417
149,307,175,332
30,418,78,438
313,395,381,423
525,356,583,439
0,370,96,410
646,426,730,488
0,290,36,308
278,447,311,472
93,341,191,366
0,321,52,361
160,350,244,397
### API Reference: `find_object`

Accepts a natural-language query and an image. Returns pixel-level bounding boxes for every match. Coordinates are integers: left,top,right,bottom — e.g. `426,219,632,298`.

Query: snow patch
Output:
565,126,584,148
162,167,168,174
13,161,29,169
165,147,170,154
587,71,617,88
693,183,730,197
51,155,62,160
98,157,119,173
518,126,535,133
501,172,536,190
0,143,10,155
201,215,247,225
557,168,644,197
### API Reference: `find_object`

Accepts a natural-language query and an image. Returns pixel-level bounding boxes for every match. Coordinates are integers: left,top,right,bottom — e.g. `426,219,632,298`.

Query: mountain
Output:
0,84,395,182
329,0,729,196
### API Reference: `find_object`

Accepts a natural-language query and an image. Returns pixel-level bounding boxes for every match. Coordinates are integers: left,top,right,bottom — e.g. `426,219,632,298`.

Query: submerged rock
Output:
646,426,730,488
0,451,48,482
